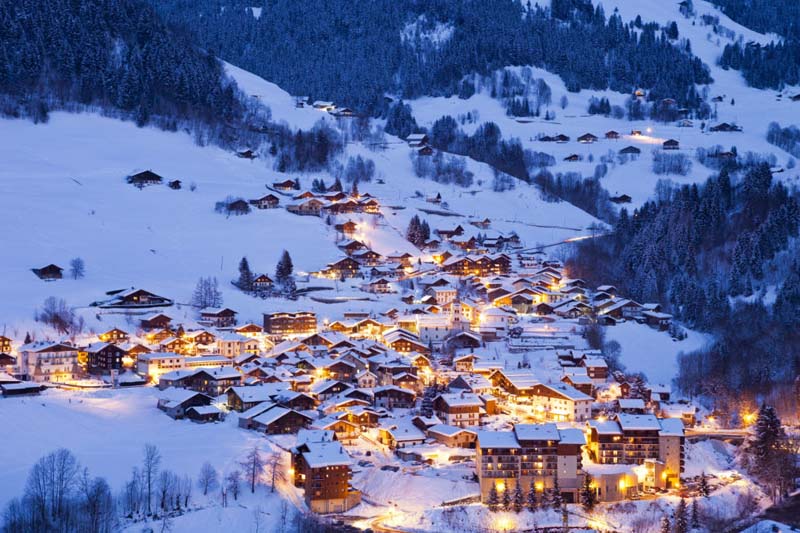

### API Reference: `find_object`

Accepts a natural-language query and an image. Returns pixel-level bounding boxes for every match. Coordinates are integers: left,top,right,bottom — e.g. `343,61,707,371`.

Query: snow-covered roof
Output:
616,413,661,431
587,419,622,435
658,417,685,437
617,398,646,409
435,392,482,408
187,405,221,416
427,424,476,438
476,430,520,449
514,423,560,442
301,441,351,469
557,427,586,446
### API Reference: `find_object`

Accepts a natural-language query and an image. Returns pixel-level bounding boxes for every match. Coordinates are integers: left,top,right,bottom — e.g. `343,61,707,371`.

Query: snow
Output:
0,387,269,509
605,321,711,384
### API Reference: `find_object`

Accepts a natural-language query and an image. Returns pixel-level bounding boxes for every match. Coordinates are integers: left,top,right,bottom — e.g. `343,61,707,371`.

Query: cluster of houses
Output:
4,233,694,515
285,189,380,218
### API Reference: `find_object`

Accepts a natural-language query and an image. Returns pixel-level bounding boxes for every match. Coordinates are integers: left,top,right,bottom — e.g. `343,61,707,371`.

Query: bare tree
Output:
78,468,115,533
226,470,241,501
197,462,218,496
240,445,264,494
25,448,80,526
180,475,192,509
157,470,178,511
142,444,161,514
69,257,85,280
265,451,284,493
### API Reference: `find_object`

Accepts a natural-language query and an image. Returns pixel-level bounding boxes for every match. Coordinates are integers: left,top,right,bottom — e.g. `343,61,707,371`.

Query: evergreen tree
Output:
674,498,689,533
487,485,500,512
549,476,563,510
526,481,538,512
501,485,511,512
690,498,700,530
238,257,254,292
698,472,710,498
275,250,295,293
512,482,524,513
580,474,597,511
660,515,671,533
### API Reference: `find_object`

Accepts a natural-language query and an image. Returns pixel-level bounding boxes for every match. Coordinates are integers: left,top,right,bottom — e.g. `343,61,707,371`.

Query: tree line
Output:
149,0,712,114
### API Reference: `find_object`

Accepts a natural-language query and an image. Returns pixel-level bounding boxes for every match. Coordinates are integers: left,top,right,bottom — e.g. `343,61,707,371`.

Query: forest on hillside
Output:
568,162,800,418
150,0,711,113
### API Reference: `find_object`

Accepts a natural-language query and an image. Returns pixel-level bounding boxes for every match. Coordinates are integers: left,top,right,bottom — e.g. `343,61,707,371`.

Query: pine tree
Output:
275,250,295,293
501,485,511,512
238,257,254,292
690,498,700,529
698,471,710,498
580,474,597,511
549,476,563,511
674,498,689,533
526,481,538,512
487,485,500,512
512,482,524,513
660,515,671,533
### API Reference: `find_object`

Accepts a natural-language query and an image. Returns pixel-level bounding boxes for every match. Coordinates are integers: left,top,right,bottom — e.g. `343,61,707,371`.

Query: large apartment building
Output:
586,414,685,488
291,430,361,514
475,424,585,504
263,312,317,337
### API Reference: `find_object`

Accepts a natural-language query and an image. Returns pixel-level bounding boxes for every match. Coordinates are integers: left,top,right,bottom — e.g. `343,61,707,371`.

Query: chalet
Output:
0,336,11,354
435,225,465,240
158,367,242,396
359,198,381,214
332,107,355,117
445,330,482,351
382,329,430,355
95,288,173,308
406,133,429,147
98,328,129,344
80,342,125,374
336,220,358,236
157,388,214,419
320,257,361,279
288,198,326,216
311,380,351,401
564,154,581,162
610,194,632,204
127,170,163,187
251,194,280,209
313,101,334,110
709,122,741,132
605,130,620,140
338,240,367,255
184,329,217,347
619,146,641,155
291,432,360,514
578,133,598,144
642,310,673,330
373,385,416,409
561,373,594,397
32,264,63,281
237,149,257,159
378,420,426,448
600,298,643,319
253,274,273,290
198,307,237,328
417,145,434,156
554,134,570,143
0,352,15,372
387,252,413,266
433,392,483,428
353,250,382,267
226,384,285,412
263,312,317,337
365,278,394,294
186,405,223,423
273,179,299,191
251,406,312,434
140,313,172,330
662,139,680,150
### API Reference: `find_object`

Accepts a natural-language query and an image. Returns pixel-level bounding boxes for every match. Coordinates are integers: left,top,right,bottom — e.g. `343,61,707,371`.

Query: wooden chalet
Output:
273,179,299,191
605,130,620,139
140,313,172,330
253,274,273,290
251,194,280,209
662,139,680,150
619,146,641,155
32,264,63,281
578,133,598,144
127,170,163,187
200,307,238,328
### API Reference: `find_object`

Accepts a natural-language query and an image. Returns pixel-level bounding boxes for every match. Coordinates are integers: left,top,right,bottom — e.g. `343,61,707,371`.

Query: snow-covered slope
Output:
408,1,800,209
